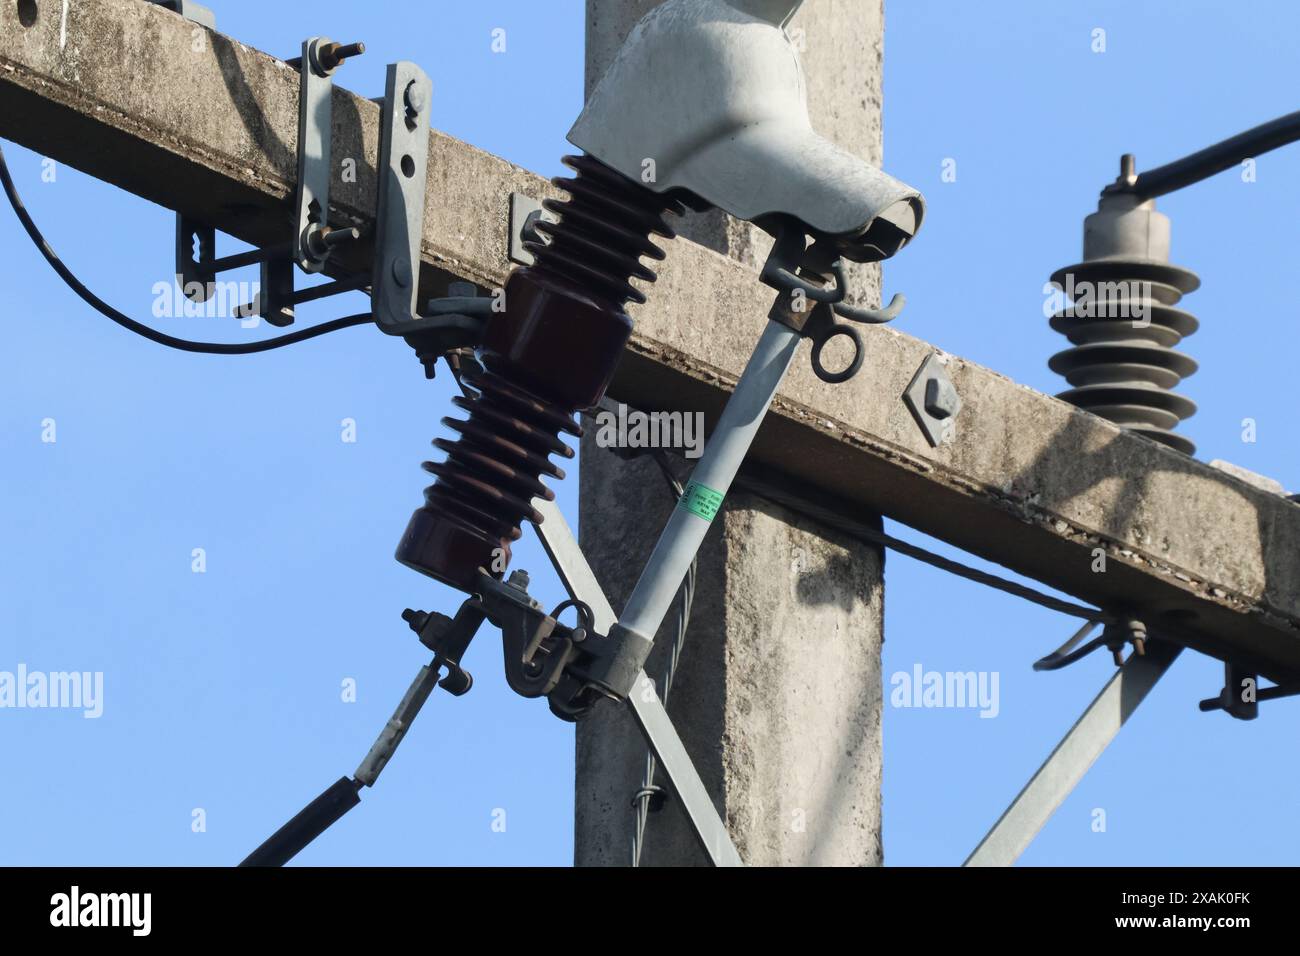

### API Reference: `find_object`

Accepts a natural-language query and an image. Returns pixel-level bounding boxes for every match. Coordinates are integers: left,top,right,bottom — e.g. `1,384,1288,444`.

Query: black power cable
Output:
1115,110,1300,201
239,776,363,867
0,144,371,354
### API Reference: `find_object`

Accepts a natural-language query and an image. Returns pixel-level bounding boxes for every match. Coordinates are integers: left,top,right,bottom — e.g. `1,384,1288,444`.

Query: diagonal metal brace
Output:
964,639,1181,866
531,497,744,867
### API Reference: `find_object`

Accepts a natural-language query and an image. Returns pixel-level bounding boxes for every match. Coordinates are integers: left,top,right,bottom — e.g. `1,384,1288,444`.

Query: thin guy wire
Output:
630,450,696,867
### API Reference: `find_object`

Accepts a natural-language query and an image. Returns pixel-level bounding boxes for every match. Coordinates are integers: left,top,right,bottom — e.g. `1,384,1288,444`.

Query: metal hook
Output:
834,291,906,324
760,225,845,303
1033,618,1144,671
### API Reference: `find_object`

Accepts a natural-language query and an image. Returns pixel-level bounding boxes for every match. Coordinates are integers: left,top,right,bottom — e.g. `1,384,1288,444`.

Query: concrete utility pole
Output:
576,0,889,866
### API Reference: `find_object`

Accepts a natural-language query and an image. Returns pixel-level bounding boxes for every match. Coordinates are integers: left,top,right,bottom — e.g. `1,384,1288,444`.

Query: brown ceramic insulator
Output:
396,154,684,592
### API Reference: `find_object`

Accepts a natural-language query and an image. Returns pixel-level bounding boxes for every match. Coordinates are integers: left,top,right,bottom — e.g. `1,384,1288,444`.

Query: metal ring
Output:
549,598,594,632
810,324,864,384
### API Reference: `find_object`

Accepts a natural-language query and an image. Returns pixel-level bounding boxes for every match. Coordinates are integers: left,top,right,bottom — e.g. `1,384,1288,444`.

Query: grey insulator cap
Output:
568,0,925,262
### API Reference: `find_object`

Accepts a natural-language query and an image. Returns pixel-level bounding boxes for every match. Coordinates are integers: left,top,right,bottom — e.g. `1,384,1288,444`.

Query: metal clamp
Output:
293,38,364,274
404,283,492,377
397,569,619,722
1196,662,1300,720
1033,618,1145,671
760,223,906,384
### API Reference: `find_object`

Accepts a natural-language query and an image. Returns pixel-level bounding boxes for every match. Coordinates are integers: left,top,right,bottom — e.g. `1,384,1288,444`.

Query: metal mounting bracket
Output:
1199,662,1261,719
173,36,365,328
370,64,490,359
147,0,215,30
258,257,297,328
903,351,961,448
1197,662,1300,719
372,62,434,335
508,193,556,266
175,215,217,302
293,37,340,274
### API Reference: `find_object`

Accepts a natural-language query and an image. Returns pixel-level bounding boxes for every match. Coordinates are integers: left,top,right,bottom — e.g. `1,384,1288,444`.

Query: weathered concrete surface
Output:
2,0,1299,679
576,0,886,867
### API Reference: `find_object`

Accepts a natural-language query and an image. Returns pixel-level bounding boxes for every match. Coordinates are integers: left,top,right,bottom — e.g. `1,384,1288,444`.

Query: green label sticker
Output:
679,481,724,522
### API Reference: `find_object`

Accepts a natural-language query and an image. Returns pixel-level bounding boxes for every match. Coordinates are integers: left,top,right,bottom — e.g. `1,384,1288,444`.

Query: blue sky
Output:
0,0,1296,866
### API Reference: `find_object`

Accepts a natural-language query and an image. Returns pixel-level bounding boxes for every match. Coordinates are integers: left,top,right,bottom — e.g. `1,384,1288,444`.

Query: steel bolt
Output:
306,225,360,263
1127,619,1147,657
392,256,412,288
520,209,546,246
318,40,365,73
507,569,531,590
319,225,360,248
1119,153,1138,186
404,80,427,116
924,376,961,420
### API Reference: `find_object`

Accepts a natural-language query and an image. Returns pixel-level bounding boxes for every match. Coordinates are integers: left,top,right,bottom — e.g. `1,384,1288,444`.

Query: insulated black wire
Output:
1128,109,1300,200
733,467,1110,624
0,144,371,354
